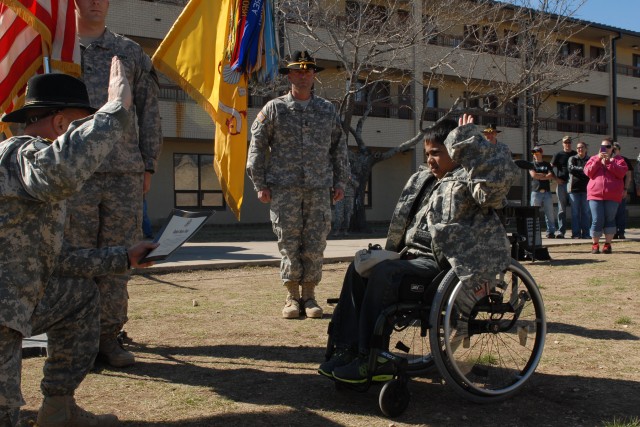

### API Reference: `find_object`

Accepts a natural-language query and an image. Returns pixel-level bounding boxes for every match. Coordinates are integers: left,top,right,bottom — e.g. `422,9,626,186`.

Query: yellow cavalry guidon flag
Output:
152,0,248,219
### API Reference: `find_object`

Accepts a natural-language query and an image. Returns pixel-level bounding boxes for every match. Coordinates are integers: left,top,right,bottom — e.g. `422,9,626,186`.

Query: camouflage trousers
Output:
270,187,332,284
66,172,142,336
332,195,355,232
0,276,99,413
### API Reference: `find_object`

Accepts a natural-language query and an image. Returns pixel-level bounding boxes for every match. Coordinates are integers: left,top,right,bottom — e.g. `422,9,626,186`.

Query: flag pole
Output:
42,38,51,73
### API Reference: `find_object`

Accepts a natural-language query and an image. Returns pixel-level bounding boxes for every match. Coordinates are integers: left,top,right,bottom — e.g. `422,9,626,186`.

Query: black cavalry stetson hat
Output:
482,123,502,133
2,73,96,123
278,50,324,74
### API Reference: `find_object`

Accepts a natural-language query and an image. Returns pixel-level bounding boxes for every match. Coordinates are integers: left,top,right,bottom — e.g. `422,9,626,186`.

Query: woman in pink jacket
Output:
584,138,628,254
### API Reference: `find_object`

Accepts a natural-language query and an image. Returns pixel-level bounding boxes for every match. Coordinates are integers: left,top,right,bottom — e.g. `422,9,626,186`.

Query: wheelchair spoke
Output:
430,260,546,402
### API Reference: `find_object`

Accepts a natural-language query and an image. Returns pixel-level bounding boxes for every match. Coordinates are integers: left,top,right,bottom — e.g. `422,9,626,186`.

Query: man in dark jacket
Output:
568,142,591,239
551,136,577,238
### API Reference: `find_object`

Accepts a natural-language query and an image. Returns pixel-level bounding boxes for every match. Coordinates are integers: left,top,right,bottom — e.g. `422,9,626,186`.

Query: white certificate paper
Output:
139,209,214,263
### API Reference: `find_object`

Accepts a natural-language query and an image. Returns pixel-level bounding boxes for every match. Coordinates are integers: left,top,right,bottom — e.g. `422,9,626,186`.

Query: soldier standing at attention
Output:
482,123,511,156
70,0,163,367
247,51,349,319
0,59,136,427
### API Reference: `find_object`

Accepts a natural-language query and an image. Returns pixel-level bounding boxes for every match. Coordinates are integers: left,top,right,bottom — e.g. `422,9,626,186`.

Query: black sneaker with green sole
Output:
332,354,396,384
318,349,356,379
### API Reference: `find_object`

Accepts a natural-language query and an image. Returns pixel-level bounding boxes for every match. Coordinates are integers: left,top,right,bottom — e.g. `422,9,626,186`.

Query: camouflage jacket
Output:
386,124,519,284
54,244,129,278
0,101,129,335
80,27,162,174
246,92,348,191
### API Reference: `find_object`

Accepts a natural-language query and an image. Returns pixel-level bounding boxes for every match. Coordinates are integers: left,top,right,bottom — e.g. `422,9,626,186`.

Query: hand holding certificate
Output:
139,209,214,263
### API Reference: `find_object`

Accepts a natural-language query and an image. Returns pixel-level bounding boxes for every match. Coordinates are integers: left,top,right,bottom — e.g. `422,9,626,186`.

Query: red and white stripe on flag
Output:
0,0,80,124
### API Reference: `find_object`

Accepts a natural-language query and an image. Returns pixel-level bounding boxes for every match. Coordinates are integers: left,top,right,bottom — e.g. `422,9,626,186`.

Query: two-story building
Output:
107,0,640,227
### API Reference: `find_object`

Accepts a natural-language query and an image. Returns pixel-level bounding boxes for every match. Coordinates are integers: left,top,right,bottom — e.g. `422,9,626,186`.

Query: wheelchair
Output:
323,256,546,418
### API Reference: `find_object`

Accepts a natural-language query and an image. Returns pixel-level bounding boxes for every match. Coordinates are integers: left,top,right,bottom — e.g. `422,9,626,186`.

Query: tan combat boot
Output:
99,334,135,368
301,282,323,318
36,395,119,427
282,282,301,319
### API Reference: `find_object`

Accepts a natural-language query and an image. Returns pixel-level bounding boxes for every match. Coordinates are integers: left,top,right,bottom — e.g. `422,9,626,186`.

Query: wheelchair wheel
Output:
388,312,434,376
429,260,546,403
379,379,410,418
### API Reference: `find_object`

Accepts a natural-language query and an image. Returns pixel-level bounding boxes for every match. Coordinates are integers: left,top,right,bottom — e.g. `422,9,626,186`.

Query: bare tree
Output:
269,0,607,230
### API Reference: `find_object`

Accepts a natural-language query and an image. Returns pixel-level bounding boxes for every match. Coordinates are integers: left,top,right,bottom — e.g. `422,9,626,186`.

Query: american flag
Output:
0,0,80,129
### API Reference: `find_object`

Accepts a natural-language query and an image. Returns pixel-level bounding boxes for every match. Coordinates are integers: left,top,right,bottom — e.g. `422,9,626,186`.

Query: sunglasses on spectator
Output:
577,146,586,149
602,145,612,149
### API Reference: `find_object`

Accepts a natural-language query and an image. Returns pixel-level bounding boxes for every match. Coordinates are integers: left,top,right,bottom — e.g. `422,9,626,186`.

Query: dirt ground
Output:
18,241,640,426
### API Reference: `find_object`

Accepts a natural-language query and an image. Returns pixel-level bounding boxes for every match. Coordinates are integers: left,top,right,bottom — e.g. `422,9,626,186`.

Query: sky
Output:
574,0,639,32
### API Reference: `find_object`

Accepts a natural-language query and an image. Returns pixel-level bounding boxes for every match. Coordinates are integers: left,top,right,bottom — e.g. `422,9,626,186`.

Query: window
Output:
398,84,412,120
559,41,584,66
346,1,387,33
424,87,438,121
173,154,225,209
590,46,606,71
423,14,438,44
504,29,519,57
353,79,390,118
633,54,640,78
482,26,498,54
504,97,521,127
633,110,640,138
557,102,584,133
463,25,480,48
589,106,607,135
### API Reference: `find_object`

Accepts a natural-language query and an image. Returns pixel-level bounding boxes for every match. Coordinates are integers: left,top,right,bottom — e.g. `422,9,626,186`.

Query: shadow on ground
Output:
82,342,640,427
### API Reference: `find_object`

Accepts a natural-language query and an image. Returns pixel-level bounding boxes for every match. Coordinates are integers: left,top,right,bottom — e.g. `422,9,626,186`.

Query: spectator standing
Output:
550,136,577,238
529,146,557,238
332,153,359,237
584,138,627,254
612,142,633,239
0,63,131,427
67,0,163,368
567,142,591,239
247,51,349,319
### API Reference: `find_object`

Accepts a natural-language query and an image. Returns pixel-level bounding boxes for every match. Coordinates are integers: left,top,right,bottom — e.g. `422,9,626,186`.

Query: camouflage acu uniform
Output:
332,167,358,234
247,93,349,283
0,102,128,415
66,28,162,337
387,124,519,306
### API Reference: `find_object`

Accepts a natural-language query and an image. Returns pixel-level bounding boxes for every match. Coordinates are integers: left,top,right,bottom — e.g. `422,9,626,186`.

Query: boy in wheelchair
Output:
319,114,520,384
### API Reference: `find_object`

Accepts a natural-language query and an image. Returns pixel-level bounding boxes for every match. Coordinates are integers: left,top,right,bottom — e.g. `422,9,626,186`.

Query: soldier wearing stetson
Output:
0,58,133,427
482,123,511,157
247,51,349,319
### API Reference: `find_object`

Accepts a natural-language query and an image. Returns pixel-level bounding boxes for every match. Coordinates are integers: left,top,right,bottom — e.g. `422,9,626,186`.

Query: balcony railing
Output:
159,84,192,102
616,63,640,78
617,124,640,138
159,84,619,138
538,118,609,135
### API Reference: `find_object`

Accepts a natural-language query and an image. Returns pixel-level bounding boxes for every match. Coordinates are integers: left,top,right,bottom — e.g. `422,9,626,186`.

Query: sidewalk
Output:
139,228,640,274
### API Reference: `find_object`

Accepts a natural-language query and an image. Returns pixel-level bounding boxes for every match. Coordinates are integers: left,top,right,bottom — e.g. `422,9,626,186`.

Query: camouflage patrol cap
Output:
2,73,96,123
278,50,324,74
